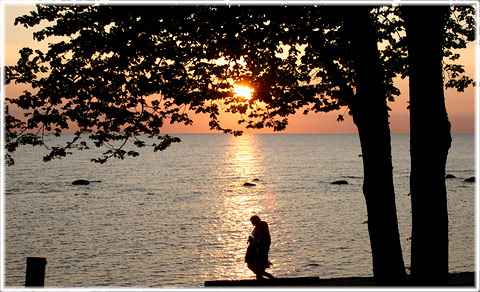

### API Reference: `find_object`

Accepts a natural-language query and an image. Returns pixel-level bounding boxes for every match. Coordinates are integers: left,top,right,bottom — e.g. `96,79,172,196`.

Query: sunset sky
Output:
3,4,477,134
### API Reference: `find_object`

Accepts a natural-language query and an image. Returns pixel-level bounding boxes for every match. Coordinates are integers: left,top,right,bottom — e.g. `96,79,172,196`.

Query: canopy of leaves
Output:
5,5,475,164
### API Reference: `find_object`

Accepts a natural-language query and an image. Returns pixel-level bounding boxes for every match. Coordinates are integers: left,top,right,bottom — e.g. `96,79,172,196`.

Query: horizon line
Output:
48,132,475,135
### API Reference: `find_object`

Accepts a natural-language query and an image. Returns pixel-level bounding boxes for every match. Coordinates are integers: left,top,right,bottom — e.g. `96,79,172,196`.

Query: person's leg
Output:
255,266,267,280
263,271,275,279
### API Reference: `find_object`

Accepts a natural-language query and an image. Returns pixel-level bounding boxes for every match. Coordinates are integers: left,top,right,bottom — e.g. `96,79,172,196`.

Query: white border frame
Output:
1,1,478,291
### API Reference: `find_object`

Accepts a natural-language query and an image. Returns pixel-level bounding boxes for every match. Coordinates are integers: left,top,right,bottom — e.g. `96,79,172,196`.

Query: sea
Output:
3,133,476,288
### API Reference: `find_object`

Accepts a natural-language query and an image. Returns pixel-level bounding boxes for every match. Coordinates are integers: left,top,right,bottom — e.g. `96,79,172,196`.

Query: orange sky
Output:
3,5,477,134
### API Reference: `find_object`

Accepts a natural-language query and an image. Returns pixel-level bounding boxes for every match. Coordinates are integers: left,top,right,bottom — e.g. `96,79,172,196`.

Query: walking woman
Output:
245,215,275,279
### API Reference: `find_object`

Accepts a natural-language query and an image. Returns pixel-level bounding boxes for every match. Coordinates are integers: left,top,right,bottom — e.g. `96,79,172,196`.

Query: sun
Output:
233,84,254,100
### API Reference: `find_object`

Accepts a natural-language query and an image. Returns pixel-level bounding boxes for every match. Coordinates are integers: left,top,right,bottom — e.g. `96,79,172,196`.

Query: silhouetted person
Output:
245,215,275,280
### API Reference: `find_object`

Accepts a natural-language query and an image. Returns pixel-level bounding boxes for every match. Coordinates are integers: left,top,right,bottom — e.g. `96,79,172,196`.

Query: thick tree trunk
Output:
343,7,407,285
403,6,451,285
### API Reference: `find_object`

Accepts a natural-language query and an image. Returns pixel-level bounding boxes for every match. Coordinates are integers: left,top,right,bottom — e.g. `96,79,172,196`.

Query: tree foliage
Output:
5,5,475,165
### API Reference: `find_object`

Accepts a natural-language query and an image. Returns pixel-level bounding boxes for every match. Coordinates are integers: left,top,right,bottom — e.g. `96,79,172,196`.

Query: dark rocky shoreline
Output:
205,271,475,287
314,271,475,286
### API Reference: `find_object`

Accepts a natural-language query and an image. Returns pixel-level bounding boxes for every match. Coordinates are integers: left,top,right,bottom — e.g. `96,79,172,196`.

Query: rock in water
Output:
445,174,456,179
464,177,475,183
331,180,348,185
72,179,90,185
244,182,256,187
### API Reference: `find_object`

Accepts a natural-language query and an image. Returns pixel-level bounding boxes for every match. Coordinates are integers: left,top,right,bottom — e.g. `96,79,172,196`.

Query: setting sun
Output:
233,84,254,100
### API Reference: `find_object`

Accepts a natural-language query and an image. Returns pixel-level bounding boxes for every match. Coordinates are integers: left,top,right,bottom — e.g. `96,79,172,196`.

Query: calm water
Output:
3,134,476,287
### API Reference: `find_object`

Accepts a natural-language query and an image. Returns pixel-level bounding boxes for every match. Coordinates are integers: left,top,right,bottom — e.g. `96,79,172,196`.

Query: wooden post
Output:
25,257,47,287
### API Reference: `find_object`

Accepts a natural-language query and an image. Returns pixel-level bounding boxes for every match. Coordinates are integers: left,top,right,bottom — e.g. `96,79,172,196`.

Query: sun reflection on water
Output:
224,134,264,181
210,134,276,280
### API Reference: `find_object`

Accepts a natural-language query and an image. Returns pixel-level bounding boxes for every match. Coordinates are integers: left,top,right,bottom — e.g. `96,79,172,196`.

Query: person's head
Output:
250,215,261,226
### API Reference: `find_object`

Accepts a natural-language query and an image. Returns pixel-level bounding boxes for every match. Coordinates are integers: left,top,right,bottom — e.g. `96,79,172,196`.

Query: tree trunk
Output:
403,6,451,285
343,7,407,285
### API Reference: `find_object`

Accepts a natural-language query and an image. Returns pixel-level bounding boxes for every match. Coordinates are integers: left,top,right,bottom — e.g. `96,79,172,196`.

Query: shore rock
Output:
244,182,256,187
445,174,456,179
331,180,348,185
72,179,90,185
464,177,475,183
